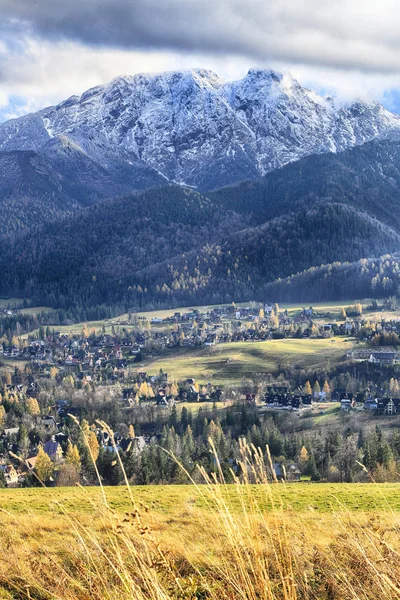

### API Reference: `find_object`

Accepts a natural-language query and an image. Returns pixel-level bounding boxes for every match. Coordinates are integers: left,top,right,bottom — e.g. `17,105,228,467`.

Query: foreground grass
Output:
1,482,400,599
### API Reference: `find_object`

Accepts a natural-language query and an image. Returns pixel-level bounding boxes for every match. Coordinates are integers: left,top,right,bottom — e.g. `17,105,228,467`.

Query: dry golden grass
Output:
2,437,400,599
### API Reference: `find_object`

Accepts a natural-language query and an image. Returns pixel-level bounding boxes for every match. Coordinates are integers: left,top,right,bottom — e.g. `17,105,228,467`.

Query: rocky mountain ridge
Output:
0,68,399,191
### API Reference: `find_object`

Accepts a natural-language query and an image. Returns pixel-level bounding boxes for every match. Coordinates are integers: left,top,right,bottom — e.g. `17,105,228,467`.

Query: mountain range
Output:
2,68,400,311
1,68,400,194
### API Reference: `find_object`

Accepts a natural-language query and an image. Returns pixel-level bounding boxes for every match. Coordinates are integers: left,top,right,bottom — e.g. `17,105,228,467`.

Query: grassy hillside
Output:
142,338,356,385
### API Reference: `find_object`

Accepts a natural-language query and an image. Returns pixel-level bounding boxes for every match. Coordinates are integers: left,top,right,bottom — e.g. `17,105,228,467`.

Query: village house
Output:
0,464,20,487
376,397,400,415
272,462,301,482
43,438,63,462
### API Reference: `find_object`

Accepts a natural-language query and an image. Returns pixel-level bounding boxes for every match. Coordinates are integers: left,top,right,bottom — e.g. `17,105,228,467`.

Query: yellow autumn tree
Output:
87,431,100,462
26,397,40,415
35,447,54,482
139,382,149,397
65,443,81,470
322,381,331,398
80,419,99,462
270,314,279,329
50,366,59,379
299,446,309,462
304,381,312,395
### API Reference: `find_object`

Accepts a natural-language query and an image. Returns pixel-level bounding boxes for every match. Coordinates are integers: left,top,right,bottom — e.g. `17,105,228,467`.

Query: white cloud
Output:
3,0,400,73
1,1,400,119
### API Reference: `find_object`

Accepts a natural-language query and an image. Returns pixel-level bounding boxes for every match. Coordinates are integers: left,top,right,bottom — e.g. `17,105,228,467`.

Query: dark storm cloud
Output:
2,0,400,74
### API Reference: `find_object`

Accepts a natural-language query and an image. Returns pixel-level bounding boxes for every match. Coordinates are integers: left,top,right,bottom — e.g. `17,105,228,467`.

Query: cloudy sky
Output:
1,0,400,121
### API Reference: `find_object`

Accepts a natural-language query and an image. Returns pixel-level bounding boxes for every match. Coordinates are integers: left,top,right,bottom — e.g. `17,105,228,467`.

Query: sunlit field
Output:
142,337,357,385
1,480,400,599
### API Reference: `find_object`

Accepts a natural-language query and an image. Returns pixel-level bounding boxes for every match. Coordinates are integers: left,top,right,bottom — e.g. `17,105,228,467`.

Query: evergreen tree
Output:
307,454,321,481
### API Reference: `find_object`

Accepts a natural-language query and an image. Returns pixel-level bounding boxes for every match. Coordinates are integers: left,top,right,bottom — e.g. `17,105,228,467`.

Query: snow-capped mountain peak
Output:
0,68,399,191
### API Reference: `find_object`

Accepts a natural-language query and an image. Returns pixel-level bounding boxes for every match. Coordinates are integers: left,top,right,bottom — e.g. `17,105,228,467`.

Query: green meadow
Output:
142,337,356,384
1,482,400,515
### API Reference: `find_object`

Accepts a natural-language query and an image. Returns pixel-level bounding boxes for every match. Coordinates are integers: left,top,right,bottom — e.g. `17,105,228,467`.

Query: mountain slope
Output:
0,150,79,235
261,255,400,303
0,185,243,307
0,197,398,310
0,138,165,235
137,203,400,304
3,138,400,309
0,69,399,192
211,139,400,230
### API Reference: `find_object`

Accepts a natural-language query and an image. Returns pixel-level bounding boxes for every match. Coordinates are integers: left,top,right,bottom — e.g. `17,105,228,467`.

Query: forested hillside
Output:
137,203,400,305
211,139,400,229
3,138,400,310
262,255,400,302
0,185,243,309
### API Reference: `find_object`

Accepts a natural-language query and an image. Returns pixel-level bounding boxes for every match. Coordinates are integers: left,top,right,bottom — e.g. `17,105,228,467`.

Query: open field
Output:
282,299,352,319
20,305,53,316
0,297,24,309
0,297,53,318
1,483,400,599
23,304,231,337
142,337,357,385
283,299,400,322
1,482,400,514
0,298,53,316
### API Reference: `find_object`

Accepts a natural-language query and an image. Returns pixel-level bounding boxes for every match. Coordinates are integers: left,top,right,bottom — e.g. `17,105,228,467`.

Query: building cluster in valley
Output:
3,302,400,485
0,419,147,487
0,303,362,364
2,302,399,368
262,385,400,415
